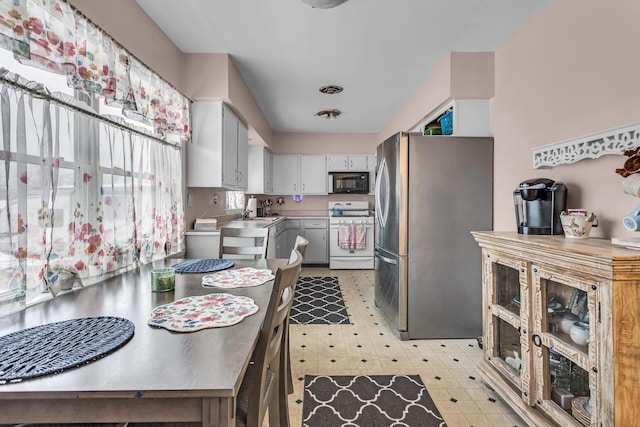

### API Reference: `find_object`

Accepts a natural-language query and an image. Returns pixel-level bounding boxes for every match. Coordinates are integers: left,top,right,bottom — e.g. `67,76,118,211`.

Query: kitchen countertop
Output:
185,216,285,235
283,216,329,220
185,214,330,235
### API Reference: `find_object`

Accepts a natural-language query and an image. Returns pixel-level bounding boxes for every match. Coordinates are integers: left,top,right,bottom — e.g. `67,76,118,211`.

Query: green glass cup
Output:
151,267,176,292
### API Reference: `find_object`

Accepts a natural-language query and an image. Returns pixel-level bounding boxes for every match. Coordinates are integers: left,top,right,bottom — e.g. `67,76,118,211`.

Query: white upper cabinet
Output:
272,154,298,194
413,99,491,137
236,119,249,189
247,146,273,194
272,154,327,195
367,153,376,194
187,101,248,190
300,155,327,194
327,154,369,171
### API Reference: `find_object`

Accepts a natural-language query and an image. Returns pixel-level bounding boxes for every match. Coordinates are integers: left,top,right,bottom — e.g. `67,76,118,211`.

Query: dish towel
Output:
354,224,367,249
338,225,351,249
338,225,367,250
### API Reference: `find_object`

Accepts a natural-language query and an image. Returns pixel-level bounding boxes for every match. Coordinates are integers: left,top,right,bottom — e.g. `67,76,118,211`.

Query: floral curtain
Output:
0,0,190,142
0,70,185,316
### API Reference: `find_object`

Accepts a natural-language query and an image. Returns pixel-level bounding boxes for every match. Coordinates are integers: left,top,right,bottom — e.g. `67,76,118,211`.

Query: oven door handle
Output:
374,251,397,265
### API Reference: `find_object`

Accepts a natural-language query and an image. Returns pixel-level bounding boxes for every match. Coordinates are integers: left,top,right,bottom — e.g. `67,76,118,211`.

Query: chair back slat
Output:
242,249,302,427
219,227,269,260
293,235,309,259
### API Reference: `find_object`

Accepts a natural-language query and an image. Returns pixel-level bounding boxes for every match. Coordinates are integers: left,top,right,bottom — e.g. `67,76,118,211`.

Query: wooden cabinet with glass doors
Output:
472,232,640,427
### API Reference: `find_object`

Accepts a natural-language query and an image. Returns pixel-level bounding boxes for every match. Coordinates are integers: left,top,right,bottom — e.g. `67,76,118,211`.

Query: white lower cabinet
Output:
277,219,300,259
277,219,328,264
300,219,328,264
185,233,220,259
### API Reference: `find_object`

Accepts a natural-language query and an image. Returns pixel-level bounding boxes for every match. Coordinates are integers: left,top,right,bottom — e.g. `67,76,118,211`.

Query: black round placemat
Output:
172,258,234,273
0,316,134,384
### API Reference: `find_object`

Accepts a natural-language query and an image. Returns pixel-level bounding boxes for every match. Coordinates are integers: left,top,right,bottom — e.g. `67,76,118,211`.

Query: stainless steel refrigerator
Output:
374,132,493,340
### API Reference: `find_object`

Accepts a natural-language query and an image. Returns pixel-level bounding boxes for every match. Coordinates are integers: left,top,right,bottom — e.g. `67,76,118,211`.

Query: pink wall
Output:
271,133,378,154
180,54,230,102
227,58,275,146
450,52,495,99
492,0,640,238
378,52,495,142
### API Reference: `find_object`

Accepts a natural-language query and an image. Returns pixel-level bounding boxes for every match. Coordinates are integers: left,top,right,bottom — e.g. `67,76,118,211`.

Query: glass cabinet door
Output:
530,265,599,426
484,253,533,403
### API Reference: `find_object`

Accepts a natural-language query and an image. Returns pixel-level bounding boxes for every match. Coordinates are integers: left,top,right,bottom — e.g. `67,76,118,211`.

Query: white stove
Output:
328,201,374,269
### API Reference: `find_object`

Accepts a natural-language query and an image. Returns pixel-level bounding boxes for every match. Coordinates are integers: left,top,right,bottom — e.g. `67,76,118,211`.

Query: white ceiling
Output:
135,0,553,135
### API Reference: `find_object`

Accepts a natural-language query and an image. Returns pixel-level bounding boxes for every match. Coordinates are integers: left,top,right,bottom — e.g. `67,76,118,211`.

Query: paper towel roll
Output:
246,197,257,218
622,174,640,197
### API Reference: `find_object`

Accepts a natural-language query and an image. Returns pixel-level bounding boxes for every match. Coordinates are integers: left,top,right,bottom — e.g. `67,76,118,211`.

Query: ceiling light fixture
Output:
315,109,342,120
302,0,349,9
319,85,344,95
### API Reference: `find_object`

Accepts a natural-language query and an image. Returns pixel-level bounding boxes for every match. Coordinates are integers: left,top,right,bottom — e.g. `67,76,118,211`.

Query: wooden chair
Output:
235,249,303,427
282,235,309,397
218,227,269,259
293,234,309,259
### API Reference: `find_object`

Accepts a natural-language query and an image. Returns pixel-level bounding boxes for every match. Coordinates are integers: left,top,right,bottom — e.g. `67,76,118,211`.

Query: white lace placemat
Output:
148,293,258,332
201,267,275,289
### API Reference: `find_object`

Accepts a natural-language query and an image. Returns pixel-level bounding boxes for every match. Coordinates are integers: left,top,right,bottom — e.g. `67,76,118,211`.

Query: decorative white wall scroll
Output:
532,122,640,169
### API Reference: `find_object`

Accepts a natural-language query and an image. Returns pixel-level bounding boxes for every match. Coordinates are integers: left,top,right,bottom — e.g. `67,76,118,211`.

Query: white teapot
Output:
569,321,590,346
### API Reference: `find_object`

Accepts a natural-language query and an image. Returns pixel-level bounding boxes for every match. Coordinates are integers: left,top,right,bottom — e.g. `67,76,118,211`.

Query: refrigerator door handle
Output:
375,250,397,265
375,157,390,228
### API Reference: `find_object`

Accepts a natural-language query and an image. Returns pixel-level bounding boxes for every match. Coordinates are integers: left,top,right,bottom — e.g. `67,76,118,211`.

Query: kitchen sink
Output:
234,217,280,223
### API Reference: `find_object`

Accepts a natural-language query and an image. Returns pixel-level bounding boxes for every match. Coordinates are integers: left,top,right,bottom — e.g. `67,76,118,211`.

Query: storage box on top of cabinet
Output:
187,102,249,190
471,231,640,427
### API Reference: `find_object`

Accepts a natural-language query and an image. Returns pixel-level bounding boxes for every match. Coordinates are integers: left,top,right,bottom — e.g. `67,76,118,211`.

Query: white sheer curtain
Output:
0,0,189,316
0,71,185,316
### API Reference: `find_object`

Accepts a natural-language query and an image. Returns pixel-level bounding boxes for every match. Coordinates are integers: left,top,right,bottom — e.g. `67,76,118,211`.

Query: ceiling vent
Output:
302,0,349,9
319,85,344,95
315,109,341,120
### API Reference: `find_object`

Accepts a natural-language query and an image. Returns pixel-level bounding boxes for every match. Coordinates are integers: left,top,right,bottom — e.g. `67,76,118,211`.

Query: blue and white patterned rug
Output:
302,374,447,427
290,276,350,325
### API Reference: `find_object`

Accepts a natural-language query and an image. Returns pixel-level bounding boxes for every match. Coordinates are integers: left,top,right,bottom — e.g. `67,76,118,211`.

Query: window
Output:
226,191,246,212
0,1,189,315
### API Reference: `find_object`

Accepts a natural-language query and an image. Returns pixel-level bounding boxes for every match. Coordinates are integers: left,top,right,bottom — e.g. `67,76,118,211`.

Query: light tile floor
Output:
287,267,527,427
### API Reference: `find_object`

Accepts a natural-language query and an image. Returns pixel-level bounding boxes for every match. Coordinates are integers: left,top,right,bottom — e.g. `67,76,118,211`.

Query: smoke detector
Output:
302,0,349,9
315,109,342,120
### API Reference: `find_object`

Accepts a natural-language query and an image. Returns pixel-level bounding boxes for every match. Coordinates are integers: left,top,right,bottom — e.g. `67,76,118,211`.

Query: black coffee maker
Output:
513,178,567,235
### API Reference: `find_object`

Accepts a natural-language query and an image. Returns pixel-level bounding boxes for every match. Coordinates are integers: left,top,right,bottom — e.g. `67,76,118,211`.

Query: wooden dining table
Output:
0,258,287,426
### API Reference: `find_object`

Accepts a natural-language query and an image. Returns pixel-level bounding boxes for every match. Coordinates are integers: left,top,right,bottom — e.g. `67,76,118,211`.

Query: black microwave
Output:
329,172,370,194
